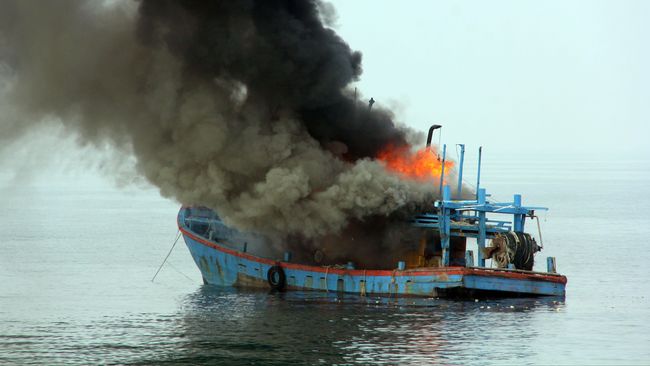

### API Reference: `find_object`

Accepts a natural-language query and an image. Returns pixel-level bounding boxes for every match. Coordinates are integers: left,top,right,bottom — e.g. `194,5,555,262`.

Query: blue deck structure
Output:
178,140,567,298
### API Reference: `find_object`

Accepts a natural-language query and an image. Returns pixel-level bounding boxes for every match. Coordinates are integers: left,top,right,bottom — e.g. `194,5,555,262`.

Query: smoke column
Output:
0,1,450,246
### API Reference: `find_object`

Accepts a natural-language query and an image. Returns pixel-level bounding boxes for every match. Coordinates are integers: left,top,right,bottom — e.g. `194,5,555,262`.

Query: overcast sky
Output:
330,0,649,156
2,0,647,187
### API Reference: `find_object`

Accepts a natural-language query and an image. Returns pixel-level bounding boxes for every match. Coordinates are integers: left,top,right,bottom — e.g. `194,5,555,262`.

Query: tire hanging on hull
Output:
267,265,286,291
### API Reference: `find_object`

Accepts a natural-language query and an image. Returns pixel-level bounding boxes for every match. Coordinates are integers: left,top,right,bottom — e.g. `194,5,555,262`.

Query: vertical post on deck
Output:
477,188,487,267
513,194,524,232
547,257,557,273
476,146,483,200
438,144,447,197
441,185,452,267
456,144,465,199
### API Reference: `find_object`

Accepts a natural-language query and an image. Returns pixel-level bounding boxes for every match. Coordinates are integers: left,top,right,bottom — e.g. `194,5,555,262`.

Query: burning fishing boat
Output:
179,127,567,298
2,2,566,297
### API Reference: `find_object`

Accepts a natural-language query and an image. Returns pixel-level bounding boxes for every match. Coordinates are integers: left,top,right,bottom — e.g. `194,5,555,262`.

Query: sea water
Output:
1,153,649,365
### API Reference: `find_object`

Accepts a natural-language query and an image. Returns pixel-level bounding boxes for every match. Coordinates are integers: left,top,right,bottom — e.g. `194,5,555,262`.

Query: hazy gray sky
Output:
1,0,647,189
330,0,649,155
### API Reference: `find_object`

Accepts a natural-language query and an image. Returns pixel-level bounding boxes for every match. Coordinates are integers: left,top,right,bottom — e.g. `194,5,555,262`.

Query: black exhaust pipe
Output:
426,124,442,148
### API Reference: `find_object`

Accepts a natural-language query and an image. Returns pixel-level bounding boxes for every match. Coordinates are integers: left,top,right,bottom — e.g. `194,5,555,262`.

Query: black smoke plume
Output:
0,1,457,265
136,0,409,159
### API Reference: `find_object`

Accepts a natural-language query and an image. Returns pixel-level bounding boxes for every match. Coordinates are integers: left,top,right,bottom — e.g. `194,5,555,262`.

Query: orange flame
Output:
376,144,454,181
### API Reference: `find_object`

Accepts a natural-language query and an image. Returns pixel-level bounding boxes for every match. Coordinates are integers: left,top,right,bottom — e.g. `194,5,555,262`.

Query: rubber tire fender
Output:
267,265,286,291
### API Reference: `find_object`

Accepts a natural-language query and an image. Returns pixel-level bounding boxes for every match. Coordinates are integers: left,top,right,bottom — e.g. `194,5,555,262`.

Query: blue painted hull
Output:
179,209,567,298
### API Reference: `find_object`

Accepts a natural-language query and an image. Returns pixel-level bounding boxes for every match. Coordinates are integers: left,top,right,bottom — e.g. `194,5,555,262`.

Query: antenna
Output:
476,146,483,200
456,144,465,199
438,144,447,195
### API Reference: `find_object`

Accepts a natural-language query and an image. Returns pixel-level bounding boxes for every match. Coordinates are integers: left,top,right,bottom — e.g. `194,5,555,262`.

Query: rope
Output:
492,244,510,268
490,232,539,270
151,230,182,282
165,260,195,283
534,215,544,249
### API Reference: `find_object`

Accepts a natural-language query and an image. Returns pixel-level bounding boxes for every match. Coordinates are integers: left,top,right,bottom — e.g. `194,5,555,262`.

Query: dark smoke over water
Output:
0,0,451,264
137,1,408,159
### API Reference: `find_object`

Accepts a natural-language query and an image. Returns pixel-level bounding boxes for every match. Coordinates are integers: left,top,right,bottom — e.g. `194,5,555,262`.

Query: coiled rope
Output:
491,232,540,270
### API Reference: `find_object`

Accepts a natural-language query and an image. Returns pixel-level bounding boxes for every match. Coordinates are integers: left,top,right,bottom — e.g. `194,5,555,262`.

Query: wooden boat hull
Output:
179,209,567,298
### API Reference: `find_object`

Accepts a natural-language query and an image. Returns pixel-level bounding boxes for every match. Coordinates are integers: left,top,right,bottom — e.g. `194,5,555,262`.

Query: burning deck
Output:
179,132,567,298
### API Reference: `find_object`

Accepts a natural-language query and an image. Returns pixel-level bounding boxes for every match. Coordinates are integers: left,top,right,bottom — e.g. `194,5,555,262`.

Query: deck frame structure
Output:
178,145,567,297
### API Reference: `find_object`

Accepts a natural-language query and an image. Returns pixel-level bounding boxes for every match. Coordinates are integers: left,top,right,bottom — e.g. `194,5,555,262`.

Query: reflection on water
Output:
132,286,565,365
0,285,562,365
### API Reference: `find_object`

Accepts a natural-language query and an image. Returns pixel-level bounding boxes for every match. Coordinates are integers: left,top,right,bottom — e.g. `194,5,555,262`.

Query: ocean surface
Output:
1,153,649,365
